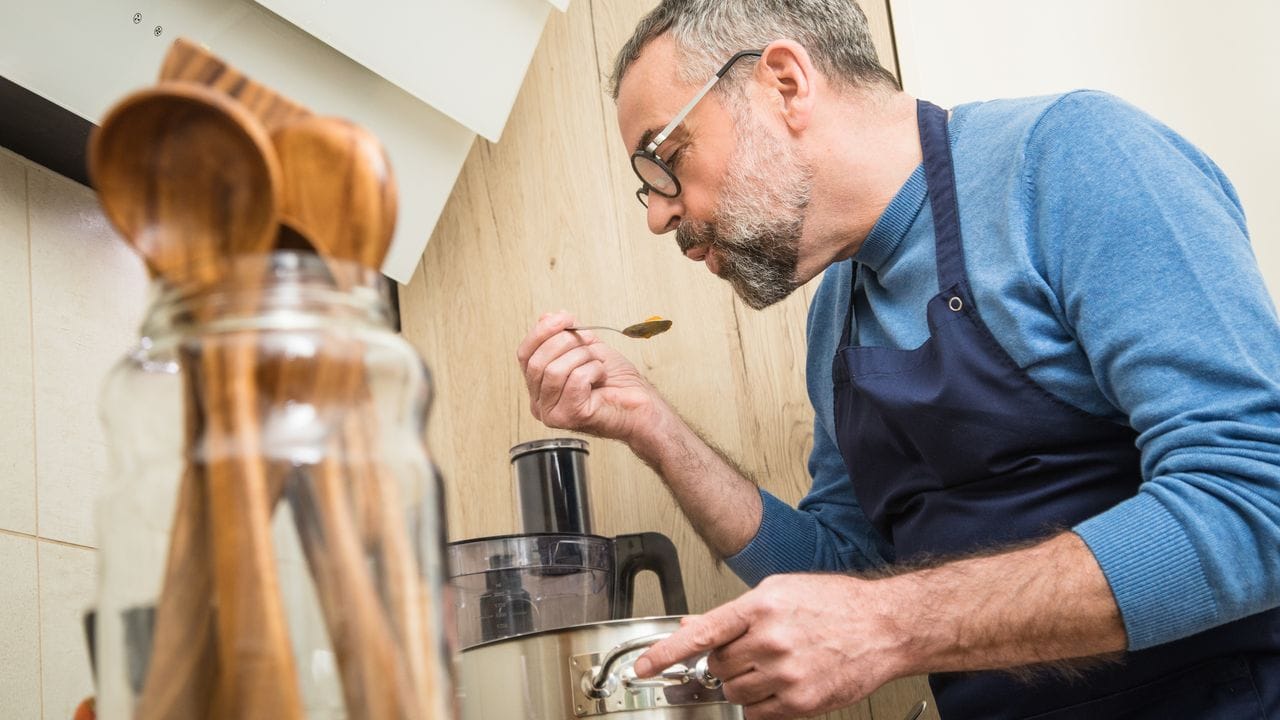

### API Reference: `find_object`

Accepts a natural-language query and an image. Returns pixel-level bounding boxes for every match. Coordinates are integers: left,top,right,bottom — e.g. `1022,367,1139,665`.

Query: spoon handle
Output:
135,466,215,719
567,325,623,333
283,342,422,720
200,338,304,719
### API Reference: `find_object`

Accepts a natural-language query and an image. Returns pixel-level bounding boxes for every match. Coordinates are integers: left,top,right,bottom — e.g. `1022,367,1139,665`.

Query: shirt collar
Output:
852,163,927,272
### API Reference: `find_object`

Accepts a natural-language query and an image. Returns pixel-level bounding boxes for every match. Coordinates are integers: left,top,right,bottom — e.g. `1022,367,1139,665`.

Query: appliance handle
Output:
582,632,722,699
611,532,689,618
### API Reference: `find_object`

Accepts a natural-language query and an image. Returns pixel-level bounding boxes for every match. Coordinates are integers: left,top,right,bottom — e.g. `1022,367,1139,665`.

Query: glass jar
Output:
95,252,454,720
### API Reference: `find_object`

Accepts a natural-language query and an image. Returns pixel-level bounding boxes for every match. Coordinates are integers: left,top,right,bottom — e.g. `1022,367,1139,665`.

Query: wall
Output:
0,146,149,719
399,1,935,718
890,0,1280,299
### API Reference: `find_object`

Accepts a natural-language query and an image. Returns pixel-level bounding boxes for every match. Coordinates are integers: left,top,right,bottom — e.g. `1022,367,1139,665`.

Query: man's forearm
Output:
628,400,763,558
880,532,1127,675
635,531,1131,716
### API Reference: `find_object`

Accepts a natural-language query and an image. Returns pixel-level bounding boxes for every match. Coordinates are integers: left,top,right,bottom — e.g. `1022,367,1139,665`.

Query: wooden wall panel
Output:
400,1,935,717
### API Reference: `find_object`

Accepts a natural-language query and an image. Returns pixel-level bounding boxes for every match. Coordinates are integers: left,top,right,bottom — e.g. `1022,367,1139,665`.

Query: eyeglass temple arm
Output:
647,49,765,151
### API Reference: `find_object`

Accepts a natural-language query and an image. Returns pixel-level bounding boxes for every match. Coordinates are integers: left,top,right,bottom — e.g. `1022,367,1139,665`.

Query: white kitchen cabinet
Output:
250,0,560,142
0,0,563,281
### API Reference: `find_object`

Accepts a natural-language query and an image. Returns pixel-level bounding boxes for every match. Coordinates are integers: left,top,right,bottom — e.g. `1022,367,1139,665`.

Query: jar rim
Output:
140,250,394,338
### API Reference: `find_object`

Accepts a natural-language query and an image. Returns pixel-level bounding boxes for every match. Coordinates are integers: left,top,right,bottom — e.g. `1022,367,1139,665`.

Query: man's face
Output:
617,38,813,310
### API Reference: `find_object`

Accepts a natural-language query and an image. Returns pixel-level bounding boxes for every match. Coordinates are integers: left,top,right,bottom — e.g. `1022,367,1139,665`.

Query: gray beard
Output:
676,217,801,309
675,109,813,310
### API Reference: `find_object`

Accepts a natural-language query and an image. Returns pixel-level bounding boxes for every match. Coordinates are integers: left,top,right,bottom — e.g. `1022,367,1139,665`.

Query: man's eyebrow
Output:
634,127,659,154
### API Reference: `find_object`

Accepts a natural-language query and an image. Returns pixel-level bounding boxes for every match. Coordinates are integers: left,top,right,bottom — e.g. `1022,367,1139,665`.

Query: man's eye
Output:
666,146,686,169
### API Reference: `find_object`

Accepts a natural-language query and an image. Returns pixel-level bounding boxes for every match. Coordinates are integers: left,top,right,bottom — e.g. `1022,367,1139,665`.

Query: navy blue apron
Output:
830,99,1280,719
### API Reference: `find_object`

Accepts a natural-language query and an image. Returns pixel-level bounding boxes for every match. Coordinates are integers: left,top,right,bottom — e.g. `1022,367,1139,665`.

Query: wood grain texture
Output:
90,80,301,718
88,82,282,288
272,116,398,271
399,1,935,718
160,38,312,133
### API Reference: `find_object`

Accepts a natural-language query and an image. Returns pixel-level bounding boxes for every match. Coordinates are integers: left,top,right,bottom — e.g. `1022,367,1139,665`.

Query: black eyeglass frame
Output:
632,49,765,207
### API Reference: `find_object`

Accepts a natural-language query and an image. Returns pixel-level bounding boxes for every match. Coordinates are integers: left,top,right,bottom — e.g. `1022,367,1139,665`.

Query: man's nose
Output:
646,192,682,234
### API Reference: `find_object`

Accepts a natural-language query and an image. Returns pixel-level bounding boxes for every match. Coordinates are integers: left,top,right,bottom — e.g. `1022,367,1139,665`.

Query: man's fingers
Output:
707,633,764,682
524,326,589,399
743,696,787,720
516,311,576,367
633,603,751,677
556,358,607,417
719,669,773,707
537,346,600,420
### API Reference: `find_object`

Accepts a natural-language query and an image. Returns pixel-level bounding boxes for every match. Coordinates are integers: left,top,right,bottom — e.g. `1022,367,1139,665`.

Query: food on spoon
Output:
622,317,673,339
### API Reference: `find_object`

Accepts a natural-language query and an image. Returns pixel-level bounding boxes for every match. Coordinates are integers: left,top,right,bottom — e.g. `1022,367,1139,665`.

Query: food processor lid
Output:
508,437,589,462
447,533,612,576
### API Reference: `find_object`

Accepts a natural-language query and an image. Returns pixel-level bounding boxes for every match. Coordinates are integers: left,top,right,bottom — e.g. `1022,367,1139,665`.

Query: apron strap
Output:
917,99,969,290
839,99,968,351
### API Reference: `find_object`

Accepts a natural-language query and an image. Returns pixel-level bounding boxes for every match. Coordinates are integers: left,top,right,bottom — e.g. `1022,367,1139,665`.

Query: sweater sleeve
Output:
726,265,892,586
1025,91,1280,650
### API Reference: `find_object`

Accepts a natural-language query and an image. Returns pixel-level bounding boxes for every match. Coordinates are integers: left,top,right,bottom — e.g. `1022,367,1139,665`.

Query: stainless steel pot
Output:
458,616,743,719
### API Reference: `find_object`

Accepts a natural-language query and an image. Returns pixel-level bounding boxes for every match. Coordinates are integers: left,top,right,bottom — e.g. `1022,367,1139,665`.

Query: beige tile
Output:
0,532,41,720
28,166,148,547
38,541,97,720
0,151,36,535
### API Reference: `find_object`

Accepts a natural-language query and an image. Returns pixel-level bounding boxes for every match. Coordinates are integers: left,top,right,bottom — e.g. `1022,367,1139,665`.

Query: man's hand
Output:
516,311,664,442
634,574,902,719
633,534,1127,719
517,310,765,557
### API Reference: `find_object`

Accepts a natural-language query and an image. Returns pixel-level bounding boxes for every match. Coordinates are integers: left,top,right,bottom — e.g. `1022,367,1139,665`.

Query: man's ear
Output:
756,39,816,132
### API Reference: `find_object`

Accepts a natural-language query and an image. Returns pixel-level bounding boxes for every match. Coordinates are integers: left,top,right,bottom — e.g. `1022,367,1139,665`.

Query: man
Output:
516,1,1280,718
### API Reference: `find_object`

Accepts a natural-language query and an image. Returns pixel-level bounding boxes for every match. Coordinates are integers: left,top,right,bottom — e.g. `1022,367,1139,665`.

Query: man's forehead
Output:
616,36,699,148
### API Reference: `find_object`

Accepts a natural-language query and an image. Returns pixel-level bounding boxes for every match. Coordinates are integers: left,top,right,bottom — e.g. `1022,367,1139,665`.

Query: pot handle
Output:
612,532,689,618
581,632,721,699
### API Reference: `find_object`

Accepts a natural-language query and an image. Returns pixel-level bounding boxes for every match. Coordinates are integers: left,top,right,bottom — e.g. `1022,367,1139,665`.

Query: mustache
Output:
675,221,714,255
677,219,797,268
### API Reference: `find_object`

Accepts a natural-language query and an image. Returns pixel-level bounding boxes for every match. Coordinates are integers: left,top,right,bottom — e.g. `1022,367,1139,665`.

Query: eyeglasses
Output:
632,49,764,208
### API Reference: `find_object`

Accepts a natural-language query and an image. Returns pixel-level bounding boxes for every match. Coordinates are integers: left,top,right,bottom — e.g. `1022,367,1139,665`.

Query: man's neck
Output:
795,89,923,283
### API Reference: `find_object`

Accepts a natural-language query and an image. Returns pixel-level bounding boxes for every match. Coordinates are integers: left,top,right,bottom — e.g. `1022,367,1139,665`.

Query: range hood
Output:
0,0,566,282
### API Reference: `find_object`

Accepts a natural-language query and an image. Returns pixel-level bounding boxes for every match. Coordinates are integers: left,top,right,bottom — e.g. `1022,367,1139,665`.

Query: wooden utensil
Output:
282,361,421,720
343,403,447,719
131,362,217,720
100,41,437,719
89,81,303,719
270,114,445,718
89,81,281,288
197,337,304,720
160,38,311,133
272,115,397,271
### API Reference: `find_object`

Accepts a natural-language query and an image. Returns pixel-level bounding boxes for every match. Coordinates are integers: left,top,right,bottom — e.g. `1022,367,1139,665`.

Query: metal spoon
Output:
570,317,673,339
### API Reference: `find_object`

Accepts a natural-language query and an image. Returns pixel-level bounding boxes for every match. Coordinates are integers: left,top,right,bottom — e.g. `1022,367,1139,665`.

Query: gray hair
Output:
608,0,899,99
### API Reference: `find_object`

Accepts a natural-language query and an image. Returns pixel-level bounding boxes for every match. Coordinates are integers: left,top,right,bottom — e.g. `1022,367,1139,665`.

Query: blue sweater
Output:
725,91,1280,651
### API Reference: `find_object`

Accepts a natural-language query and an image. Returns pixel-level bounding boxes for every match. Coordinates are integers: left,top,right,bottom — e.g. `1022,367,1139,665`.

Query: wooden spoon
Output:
270,114,447,718
89,81,281,288
89,81,303,719
272,115,397,271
